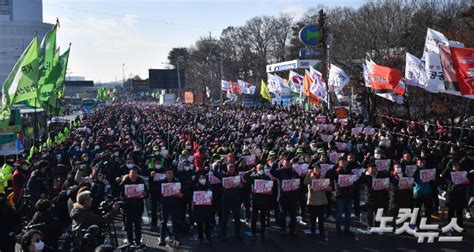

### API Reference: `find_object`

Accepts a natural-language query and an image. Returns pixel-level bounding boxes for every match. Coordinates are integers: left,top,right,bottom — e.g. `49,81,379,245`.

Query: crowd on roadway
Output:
0,101,473,251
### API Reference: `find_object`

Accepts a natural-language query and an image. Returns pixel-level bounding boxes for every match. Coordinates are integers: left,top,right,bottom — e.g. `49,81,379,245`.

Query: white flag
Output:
309,66,328,102
221,80,230,91
405,52,427,88
328,64,350,94
288,70,303,95
267,73,291,95
423,28,449,55
424,51,445,93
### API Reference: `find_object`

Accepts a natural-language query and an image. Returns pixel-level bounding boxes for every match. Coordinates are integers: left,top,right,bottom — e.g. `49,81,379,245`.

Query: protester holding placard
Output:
389,163,413,221
360,163,389,234
326,157,357,236
177,159,195,235
441,160,468,228
304,165,329,238
212,163,243,241
157,169,183,246
192,173,213,244
148,158,165,230
347,152,362,219
270,155,300,237
412,157,434,225
243,164,273,240
120,166,148,247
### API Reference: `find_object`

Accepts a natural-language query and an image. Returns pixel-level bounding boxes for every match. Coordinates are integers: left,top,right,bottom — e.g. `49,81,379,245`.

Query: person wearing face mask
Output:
157,169,183,246
192,173,213,244
213,163,243,241
177,160,195,234
389,163,413,226
243,163,273,240
149,159,164,231
68,142,82,158
360,163,389,234
412,157,433,226
120,166,148,247
440,160,468,229
270,155,300,237
21,229,45,252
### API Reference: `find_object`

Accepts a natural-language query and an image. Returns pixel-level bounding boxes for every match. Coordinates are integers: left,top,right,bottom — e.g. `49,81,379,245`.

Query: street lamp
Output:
206,55,224,102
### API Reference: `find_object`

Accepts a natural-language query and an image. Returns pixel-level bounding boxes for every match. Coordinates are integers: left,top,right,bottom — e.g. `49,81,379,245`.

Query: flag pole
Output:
33,31,38,148
459,99,471,142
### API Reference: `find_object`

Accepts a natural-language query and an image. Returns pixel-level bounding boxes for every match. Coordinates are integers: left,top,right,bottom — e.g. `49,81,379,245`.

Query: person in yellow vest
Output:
0,172,5,194
1,159,14,191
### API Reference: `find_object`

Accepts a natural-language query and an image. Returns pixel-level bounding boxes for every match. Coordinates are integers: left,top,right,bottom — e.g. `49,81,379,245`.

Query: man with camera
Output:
70,190,120,231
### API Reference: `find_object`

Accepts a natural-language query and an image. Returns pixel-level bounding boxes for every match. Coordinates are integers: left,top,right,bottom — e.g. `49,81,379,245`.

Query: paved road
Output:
112,199,474,252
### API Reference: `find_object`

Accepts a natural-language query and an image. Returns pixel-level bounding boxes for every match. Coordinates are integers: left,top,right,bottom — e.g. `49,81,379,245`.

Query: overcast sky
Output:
43,0,365,82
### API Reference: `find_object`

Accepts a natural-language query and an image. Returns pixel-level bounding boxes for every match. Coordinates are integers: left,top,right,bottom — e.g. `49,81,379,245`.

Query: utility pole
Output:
318,9,330,112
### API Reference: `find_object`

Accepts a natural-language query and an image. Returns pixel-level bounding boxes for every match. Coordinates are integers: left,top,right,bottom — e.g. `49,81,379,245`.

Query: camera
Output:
98,198,123,214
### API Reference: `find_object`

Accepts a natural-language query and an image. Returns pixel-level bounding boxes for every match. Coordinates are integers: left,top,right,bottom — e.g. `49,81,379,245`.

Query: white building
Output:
0,0,52,85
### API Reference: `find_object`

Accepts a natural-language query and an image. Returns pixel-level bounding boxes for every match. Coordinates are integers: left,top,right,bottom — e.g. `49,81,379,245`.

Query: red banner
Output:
335,107,348,120
368,64,402,92
229,80,242,94
451,47,474,95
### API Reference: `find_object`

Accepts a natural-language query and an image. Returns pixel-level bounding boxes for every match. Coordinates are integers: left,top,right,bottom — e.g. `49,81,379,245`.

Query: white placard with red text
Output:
293,163,309,176
451,171,469,185
372,178,390,190
311,179,331,192
222,176,241,189
330,152,344,164
153,173,166,181
161,182,181,197
338,175,356,187
420,168,436,183
320,164,334,176
208,173,222,185
375,159,391,171
405,165,417,177
398,177,414,189
281,179,300,192
193,191,213,205
254,179,273,194
124,184,145,199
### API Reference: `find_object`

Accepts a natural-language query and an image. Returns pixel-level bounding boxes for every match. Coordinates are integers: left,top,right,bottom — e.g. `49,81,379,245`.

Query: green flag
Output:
260,80,272,102
1,36,40,126
38,26,57,102
43,47,70,114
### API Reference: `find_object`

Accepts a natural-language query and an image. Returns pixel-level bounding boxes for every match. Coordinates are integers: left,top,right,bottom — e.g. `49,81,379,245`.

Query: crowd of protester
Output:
0,101,473,251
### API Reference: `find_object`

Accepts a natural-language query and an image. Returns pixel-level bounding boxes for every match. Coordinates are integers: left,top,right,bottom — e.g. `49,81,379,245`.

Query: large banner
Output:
368,63,402,93
451,47,474,95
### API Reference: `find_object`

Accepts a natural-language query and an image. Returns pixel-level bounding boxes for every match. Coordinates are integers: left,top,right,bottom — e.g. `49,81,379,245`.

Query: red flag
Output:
335,107,349,120
368,64,402,92
229,81,242,94
451,47,474,95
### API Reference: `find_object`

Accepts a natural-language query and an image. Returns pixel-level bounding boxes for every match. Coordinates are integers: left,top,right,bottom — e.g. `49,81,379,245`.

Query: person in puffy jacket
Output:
243,164,273,240
304,164,328,239
412,157,433,225
389,162,413,221
192,173,213,244
441,160,468,228
360,163,389,233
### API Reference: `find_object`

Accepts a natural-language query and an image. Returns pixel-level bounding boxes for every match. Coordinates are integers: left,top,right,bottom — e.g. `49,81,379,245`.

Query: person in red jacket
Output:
12,160,30,203
193,146,207,173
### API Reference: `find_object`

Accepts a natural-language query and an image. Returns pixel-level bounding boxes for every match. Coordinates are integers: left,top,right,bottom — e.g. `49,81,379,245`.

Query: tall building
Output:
0,0,52,85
